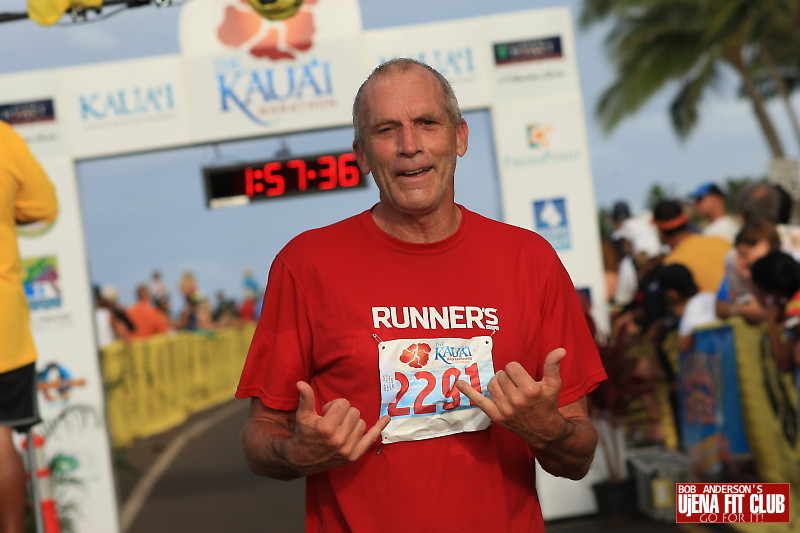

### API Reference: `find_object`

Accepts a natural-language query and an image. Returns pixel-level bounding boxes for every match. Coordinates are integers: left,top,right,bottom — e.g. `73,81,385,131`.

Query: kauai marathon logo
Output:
398,342,476,369
209,0,338,126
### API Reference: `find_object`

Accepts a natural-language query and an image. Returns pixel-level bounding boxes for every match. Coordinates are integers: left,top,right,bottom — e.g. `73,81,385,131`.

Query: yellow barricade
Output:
101,323,255,448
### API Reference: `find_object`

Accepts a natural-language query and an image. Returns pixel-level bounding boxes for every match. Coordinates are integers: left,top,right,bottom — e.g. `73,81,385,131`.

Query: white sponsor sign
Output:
61,55,192,158
486,8,580,102
363,18,492,111
18,155,120,533
178,0,362,54
491,96,608,329
0,70,68,158
179,0,364,142
183,40,363,143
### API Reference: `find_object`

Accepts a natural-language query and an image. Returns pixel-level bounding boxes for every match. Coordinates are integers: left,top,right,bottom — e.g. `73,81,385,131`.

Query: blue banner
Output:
678,325,750,477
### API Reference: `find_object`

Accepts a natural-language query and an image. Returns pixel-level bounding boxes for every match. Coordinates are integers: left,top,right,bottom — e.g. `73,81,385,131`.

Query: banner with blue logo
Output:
679,325,750,478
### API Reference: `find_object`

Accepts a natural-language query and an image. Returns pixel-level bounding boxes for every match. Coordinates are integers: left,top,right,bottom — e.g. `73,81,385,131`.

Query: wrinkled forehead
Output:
359,64,446,116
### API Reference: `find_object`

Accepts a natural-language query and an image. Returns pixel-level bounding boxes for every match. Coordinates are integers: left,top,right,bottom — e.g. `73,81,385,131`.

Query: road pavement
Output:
115,400,715,533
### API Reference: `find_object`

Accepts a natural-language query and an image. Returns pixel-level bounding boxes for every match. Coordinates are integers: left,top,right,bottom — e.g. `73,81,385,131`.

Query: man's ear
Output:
456,118,469,157
353,140,370,175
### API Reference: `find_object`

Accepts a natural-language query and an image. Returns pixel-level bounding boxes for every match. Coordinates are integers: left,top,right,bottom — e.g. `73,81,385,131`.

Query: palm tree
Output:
580,0,799,158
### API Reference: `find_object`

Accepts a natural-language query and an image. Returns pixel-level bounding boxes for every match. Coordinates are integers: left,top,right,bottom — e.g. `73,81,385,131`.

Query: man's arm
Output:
456,348,597,480
7,123,57,225
240,381,391,480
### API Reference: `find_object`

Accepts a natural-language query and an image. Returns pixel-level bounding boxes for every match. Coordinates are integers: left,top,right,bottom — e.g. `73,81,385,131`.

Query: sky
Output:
2,0,797,308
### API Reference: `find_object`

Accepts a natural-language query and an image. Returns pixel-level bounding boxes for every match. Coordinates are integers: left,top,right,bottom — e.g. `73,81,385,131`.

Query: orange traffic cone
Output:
22,432,62,533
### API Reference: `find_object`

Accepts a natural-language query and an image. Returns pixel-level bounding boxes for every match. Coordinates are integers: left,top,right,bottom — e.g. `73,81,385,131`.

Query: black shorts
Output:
0,363,40,431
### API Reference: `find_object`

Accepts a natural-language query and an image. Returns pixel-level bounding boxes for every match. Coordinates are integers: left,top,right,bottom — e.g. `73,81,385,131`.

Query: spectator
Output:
689,182,740,243
238,288,259,322
612,212,661,307
150,269,170,308
127,284,169,339
737,182,800,258
94,285,132,347
653,199,730,293
751,251,800,375
101,285,135,338
738,182,781,224
658,263,717,353
179,271,198,303
715,219,781,323
609,200,631,259
243,267,260,295
212,290,237,327
0,120,58,533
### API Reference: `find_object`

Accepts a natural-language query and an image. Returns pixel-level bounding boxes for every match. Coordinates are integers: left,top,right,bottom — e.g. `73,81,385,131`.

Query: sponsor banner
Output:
533,197,572,252
178,0,363,56
679,325,750,478
0,70,69,157
485,8,579,102
17,155,120,533
179,0,364,142
363,18,492,111
490,96,608,336
183,39,363,143
60,55,192,159
676,483,790,523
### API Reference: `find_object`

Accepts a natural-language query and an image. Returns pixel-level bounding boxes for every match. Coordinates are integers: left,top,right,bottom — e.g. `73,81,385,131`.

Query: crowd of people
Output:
599,179,800,478
92,268,263,347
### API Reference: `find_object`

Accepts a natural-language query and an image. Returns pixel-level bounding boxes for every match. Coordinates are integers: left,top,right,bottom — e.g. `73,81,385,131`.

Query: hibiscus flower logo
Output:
400,343,431,369
217,0,316,60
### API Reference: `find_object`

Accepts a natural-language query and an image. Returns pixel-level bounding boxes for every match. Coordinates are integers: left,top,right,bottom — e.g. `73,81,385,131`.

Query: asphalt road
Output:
118,400,305,533
116,400,710,533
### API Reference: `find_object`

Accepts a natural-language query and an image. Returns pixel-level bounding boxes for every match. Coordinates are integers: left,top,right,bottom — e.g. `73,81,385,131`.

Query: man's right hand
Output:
241,382,390,479
282,381,390,475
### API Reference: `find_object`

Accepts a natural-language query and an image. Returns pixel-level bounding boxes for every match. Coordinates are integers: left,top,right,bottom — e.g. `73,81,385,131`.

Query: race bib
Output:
378,336,495,444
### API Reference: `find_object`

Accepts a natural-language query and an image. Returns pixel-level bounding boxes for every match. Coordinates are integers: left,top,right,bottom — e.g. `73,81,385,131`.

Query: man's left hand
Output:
456,348,569,445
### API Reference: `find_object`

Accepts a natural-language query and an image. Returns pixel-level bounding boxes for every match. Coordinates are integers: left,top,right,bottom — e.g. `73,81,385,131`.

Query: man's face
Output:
353,66,468,219
692,195,711,218
735,240,772,274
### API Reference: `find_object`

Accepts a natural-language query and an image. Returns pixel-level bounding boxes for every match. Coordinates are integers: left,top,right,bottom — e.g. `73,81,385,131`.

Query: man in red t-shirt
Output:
127,285,169,339
236,59,606,532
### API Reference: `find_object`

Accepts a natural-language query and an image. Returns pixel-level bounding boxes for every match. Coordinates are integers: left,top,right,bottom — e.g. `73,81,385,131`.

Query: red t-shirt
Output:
236,206,606,532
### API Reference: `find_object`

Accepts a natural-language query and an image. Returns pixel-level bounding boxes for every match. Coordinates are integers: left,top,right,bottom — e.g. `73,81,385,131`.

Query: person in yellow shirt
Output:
0,120,58,533
652,199,730,293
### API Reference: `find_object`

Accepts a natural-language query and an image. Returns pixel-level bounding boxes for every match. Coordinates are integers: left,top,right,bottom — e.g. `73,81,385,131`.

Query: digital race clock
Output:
203,150,368,209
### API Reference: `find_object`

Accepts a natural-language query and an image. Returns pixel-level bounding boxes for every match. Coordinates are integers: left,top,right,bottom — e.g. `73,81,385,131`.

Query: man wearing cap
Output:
652,199,730,294
690,182,740,243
